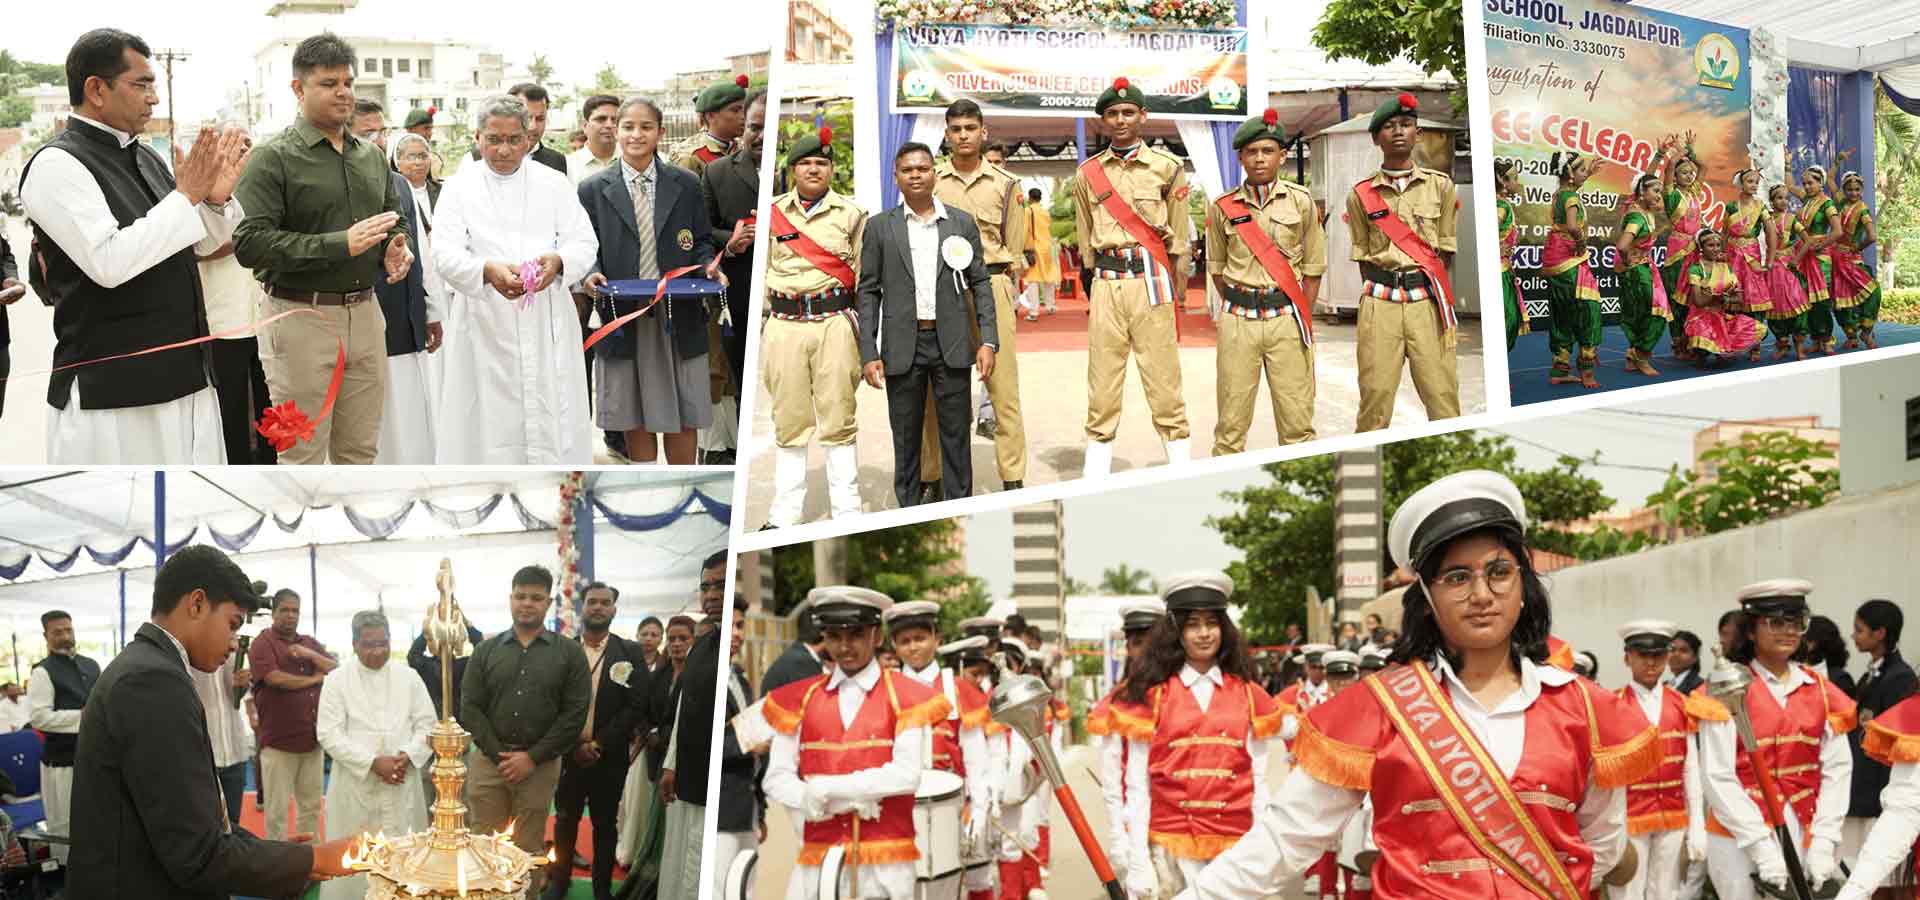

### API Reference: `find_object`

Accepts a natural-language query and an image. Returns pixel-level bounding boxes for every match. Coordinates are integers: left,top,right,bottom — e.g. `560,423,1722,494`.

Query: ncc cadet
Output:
1072,76,1193,477
1345,93,1462,432
1614,619,1705,900
761,128,867,527
1206,107,1327,452
1085,598,1166,891
917,98,1030,501
761,587,951,900
672,74,748,176
1692,580,1855,900
886,602,998,900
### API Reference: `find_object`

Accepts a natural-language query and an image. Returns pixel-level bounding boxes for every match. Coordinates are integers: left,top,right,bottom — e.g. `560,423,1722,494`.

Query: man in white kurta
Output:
316,612,436,900
430,97,598,464
375,132,443,464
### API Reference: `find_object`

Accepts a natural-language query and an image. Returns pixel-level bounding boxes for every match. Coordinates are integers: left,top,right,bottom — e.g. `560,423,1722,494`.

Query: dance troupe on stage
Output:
730,471,1920,900
1500,136,1885,387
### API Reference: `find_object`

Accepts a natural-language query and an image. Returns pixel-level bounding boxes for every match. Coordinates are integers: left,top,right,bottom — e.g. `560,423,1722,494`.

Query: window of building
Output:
365,58,378,73
382,59,393,79
419,59,432,80
398,58,410,74
433,97,445,110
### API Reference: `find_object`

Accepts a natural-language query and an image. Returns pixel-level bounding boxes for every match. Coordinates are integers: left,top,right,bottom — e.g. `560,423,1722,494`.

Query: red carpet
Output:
1014,270,1218,352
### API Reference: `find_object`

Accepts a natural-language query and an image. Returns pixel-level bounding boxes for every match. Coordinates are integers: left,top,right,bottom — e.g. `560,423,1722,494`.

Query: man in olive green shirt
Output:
233,33,409,465
459,564,589,898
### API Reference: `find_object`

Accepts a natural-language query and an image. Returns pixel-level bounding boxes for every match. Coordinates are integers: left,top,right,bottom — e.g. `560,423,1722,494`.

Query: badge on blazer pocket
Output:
677,228,695,252
610,661,634,687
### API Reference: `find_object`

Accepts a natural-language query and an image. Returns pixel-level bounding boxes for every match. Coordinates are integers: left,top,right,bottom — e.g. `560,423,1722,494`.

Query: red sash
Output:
1367,662,1584,900
1352,178,1457,330
694,145,723,164
1215,192,1315,346
768,203,856,292
1078,154,1175,303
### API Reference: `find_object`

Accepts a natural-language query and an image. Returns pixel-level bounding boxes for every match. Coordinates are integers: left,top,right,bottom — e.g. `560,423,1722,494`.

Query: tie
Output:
631,169,660,279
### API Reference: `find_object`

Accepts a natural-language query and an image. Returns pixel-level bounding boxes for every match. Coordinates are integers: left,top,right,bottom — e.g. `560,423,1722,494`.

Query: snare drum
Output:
914,770,966,900
723,848,756,900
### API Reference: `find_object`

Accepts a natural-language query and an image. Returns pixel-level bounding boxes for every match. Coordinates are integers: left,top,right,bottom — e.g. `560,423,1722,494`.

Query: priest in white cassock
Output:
316,611,437,900
430,94,598,464
19,29,250,463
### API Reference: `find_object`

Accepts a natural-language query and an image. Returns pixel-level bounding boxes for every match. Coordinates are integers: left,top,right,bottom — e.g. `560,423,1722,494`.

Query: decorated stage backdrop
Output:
1484,0,1750,323
890,23,1250,120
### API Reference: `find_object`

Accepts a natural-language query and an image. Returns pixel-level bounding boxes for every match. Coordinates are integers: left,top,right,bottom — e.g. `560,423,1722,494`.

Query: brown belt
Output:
917,319,938,331
266,284,375,306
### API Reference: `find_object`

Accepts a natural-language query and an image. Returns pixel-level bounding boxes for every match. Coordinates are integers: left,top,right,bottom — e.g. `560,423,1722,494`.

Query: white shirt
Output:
1179,656,1627,900
403,180,443,322
0,697,30,733
902,661,994,826
21,114,243,291
1699,661,1853,851
904,197,948,320
197,254,256,336
27,653,84,735
191,654,254,769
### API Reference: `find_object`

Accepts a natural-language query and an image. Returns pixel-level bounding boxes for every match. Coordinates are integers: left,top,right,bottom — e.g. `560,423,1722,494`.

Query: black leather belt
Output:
1093,249,1146,274
768,290,853,317
986,262,1013,276
1223,283,1291,311
266,284,374,306
1359,263,1430,292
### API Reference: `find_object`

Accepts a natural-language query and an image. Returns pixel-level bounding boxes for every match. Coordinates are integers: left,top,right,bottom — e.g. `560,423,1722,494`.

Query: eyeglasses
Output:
1431,558,1520,598
1757,614,1808,634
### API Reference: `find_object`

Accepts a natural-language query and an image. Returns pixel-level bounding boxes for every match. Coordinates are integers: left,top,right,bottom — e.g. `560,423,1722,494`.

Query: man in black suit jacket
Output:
1848,599,1916,821
700,89,766,463
471,83,567,175
68,544,353,900
546,582,647,900
760,605,829,697
858,142,996,507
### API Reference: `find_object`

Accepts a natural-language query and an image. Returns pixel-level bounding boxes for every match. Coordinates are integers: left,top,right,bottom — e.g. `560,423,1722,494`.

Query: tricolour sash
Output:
1367,662,1584,900
1352,178,1457,330
1215,192,1315,346
768,203,856,292
1078,154,1175,304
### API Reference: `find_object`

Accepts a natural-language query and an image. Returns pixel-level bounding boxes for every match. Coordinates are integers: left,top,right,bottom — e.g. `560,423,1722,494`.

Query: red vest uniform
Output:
1688,666,1856,841
1112,674,1283,861
763,668,950,866
1616,684,1695,835
1089,685,1129,801
1860,694,1920,865
929,671,991,777
1293,669,1658,900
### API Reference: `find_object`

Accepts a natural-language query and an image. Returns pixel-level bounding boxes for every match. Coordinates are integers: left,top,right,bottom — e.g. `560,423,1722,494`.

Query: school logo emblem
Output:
902,68,939,103
1694,34,1740,90
677,228,695,251
1207,76,1243,112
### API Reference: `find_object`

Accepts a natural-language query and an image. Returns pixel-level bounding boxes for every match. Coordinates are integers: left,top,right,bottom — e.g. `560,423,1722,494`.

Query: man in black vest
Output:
699,88,765,465
27,609,100,863
19,28,250,463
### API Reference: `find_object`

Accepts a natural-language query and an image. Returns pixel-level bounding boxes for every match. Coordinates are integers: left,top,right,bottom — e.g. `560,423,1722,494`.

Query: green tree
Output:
1050,178,1078,246
1313,0,1466,113
1645,431,1839,535
768,520,990,639
527,54,554,86
593,63,626,93
1063,574,1094,595
0,95,31,129
1209,432,1616,644
1098,563,1156,595
1874,91,1920,287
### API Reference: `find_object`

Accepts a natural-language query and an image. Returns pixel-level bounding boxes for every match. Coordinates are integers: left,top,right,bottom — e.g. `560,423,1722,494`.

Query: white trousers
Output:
40,764,72,864
710,829,755,898
1622,829,1687,900
785,860,915,900
48,383,224,464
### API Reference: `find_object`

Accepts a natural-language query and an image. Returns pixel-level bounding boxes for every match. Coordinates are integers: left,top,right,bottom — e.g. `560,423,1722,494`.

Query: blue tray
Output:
599,277,723,299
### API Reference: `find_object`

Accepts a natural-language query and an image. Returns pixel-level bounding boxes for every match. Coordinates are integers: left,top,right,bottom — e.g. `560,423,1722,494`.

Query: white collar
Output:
905,196,948,225
1753,660,1812,690
1629,679,1662,699
904,660,942,686
154,625,195,672
1180,663,1224,689
480,161,524,183
828,659,882,694
620,155,657,184
1302,677,1329,696
71,113,137,148
1430,653,1565,715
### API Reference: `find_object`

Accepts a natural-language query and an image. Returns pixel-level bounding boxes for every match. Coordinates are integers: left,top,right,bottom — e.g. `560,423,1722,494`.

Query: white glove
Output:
800,781,831,821
1124,857,1157,900
1806,837,1839,889
852,798,880,821
1687,828,1708,864
1749,841,1790,893
963,808,986,851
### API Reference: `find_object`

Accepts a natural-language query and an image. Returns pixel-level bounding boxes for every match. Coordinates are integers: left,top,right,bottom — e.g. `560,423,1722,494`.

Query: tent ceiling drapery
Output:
0,470,730,652
1631,1,1920,73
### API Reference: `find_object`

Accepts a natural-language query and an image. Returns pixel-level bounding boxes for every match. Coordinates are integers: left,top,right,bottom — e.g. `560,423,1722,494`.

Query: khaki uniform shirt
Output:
764,190,867,297
670,132,732,178
1071,144,1192,260
934,159,1025,266
1344,166,1457,270
1206,179,1328,285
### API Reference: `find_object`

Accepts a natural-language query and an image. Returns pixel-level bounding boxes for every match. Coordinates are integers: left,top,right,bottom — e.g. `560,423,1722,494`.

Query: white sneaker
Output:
1164,437,1191,466
1082,440,1113,478
824,443,862,518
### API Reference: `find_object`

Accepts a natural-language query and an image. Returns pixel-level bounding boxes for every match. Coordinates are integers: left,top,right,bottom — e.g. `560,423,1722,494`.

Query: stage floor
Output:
1507,324,1920,405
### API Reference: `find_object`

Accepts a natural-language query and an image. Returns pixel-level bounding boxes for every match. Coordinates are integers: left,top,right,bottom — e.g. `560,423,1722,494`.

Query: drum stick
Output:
848,815,860,900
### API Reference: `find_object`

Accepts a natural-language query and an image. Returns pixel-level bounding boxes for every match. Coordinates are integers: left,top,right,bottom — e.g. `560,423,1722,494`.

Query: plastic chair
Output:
0,733,42,832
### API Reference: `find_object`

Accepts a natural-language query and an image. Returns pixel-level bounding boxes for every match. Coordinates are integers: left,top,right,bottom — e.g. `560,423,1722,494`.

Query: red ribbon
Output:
0,306,347,453
581,252,725,353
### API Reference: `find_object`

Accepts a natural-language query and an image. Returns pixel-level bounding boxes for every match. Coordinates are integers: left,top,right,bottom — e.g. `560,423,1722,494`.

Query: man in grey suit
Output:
858,142,996,507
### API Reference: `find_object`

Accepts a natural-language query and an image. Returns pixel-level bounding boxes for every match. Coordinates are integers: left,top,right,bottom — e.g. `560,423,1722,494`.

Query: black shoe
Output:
572,853,590,870
603,431,629,462
975,417,996,439
918,481,941,505
702,448,736,466
1003,480,1023,491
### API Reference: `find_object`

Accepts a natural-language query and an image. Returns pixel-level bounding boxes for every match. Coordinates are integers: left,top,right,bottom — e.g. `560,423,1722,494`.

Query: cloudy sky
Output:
3,0,773,122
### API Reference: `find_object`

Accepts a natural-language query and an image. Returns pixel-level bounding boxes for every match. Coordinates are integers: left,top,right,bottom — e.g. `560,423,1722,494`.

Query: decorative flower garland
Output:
876,0,1236,31
554,471,585,638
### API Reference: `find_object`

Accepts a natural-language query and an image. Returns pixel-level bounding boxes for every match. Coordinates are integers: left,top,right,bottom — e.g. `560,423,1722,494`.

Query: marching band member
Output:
1614,620,1705,900
887,602,998,900
1277,643,1336,746
1087,600,1168,893
995,640,1048,900
1320,650,1370,900
1111,572,1282,897
1175,470,1655,900
762,587,951,900
1358,648,1389,674
1691,581,1856,900
1834,692,1920,900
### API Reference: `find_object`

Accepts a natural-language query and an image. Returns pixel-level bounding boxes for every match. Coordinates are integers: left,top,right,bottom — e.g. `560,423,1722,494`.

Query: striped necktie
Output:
631,166,659,279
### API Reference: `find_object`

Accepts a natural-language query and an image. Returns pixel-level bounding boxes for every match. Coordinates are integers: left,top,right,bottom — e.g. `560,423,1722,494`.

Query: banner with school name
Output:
890,23,1250,120
1483,0,1749,320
